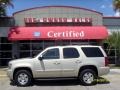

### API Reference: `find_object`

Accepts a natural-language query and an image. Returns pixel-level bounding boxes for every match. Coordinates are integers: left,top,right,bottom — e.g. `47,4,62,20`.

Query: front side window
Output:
63,48,80,58
42,48,59,59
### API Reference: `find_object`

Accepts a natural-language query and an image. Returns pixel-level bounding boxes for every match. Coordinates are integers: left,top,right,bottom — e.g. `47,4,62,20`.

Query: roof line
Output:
13,5,103,16
103,16,120,19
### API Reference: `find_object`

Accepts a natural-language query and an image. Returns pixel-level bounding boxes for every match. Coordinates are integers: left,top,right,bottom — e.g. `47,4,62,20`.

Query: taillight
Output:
105,57,109,66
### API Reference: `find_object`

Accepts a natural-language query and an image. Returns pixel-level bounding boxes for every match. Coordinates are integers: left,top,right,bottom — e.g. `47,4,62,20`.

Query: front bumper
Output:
98,66,110,76
7,69,13,80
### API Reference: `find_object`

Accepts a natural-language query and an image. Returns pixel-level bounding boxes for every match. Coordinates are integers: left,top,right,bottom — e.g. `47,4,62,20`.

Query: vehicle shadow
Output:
33,77,110,86
10,77,110,86
33,79,80,86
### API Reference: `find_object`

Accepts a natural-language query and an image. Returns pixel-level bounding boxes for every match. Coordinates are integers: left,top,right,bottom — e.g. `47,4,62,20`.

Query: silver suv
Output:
7,45,109,86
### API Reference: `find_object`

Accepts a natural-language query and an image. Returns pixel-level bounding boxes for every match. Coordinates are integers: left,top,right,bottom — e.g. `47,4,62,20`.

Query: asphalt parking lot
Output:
0,69,120,90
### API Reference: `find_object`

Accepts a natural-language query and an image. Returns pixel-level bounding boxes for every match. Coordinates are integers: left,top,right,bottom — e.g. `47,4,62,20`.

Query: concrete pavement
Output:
0,68,7,77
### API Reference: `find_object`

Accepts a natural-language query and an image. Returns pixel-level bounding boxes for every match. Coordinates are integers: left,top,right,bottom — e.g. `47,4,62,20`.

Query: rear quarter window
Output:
81,47,104,57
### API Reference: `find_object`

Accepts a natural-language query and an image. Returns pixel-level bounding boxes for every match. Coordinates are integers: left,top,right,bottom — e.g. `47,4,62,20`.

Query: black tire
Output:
78,69,97,86
14,70,32,87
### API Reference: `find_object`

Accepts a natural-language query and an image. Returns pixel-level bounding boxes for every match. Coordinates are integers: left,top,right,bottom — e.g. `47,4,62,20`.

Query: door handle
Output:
75,60,82,63
53,62,60,65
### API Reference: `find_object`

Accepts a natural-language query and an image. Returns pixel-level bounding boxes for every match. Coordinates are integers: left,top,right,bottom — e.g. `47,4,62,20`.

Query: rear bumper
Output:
98,67,110,76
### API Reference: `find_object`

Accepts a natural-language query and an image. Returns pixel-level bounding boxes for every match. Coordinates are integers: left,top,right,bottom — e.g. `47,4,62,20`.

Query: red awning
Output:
8,26,108,41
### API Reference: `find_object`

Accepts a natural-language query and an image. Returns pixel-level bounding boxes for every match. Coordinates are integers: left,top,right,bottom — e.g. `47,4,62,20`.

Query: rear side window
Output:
82,47,104,57
63,48,80,58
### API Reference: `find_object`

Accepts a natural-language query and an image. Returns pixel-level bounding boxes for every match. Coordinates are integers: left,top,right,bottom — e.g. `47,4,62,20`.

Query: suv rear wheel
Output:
79,69,97,86
14,70,32,86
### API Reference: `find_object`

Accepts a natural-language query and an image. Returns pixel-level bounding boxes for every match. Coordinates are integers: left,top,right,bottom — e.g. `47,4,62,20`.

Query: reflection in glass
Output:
32,43,43,50
20,44,30,50
20,51,30,58
0,52,12,58
0,44,12,50
44,40,55,49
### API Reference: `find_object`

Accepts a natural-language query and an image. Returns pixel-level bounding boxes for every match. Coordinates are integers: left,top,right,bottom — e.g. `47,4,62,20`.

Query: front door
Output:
36,48,62,77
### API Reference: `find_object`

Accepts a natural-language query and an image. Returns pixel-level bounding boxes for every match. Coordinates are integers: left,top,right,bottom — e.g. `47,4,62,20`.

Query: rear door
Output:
61,47,81,77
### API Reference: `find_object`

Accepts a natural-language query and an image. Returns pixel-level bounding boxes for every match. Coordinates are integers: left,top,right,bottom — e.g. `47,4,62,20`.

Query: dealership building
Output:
0,6,120,66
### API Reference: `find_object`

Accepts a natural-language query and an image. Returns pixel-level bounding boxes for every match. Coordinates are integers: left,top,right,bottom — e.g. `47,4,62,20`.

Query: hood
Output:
9,57,33,64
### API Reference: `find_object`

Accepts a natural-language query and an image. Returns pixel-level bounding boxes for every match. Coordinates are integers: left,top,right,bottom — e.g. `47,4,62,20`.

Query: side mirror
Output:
38,57,43,61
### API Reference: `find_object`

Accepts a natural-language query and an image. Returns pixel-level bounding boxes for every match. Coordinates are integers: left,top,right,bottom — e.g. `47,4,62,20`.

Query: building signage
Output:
24,17,92,23
47,31,84,38
9,26,108,41
33,30,84,39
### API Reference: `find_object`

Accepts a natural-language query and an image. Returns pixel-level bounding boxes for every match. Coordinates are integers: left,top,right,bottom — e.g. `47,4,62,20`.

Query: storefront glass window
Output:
71,40,89,45
55,40,62,46
0,37,12,66
0,44,12,50
20,51,31,58
20,44,30,50
62,40,70,45
32,51,42,57
0,51,12,58
44,40,55,49
0,59,11,66
32,43,43,50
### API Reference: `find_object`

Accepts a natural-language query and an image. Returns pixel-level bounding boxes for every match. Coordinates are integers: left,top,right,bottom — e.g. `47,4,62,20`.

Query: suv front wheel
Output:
79,69,97,86
14,70,32,86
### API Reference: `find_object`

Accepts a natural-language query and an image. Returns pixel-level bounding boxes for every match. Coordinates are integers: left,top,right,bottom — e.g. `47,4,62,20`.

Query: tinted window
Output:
82,47,104,57
42,48,59,59
63,48,79,58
